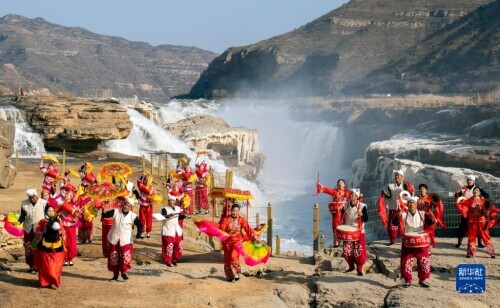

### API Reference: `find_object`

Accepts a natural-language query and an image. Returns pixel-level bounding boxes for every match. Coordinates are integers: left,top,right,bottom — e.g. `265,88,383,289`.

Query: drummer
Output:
400,197,435,288
341,188,368,276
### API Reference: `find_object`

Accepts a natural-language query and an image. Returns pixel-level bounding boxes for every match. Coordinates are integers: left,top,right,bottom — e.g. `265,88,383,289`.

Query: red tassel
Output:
436,200,447,229
377,195,388,228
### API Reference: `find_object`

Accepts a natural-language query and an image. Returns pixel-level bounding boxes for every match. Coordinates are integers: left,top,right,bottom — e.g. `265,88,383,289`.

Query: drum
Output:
403,232,431,248
336,225,361,241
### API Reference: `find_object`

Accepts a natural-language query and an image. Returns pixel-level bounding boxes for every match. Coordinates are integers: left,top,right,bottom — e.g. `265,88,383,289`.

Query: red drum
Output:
58,202,76,217
403,232,431,248
46,169,58,179
336,225,361,241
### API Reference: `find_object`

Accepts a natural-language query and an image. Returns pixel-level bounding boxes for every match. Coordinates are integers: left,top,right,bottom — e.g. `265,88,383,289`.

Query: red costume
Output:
59,202,78,264
33,217,65,288
417,194,447,253
457,197,496,257
380,180,414,244
77,195,94,243
219,215,255,281
18,191,47,270
177,167,196,215
39,161,58,193
318,184,351,246
400,209,433,285
341,194,368,274
195,162,210,213
137,174,154,235
161,204,184,266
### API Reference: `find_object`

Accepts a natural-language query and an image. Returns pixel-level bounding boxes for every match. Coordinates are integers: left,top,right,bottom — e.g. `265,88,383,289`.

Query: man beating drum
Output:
400,197,436,288
337,188,368,276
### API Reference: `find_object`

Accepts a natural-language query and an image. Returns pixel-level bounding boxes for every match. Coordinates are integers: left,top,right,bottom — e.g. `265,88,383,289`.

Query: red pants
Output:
387,210,401,244
162,235,183,265
139,205,153,233
23,231,35,268
400,245,431,284
467,219,495,257
78,220,93,243
195,186,209,210
63,225,77,262
101,223,113,258
329,205,342,245
108,242,133,275
34,250,65,287
222,240,241,280
343,233,367,272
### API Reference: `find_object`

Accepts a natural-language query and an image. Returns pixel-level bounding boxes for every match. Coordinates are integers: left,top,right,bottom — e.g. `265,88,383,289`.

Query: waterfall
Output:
0,105,45,158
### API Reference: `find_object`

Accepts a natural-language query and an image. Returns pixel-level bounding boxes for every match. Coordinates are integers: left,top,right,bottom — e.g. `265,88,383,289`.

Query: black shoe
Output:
172,262,178,266
466,255,471,258
478,244,485,248
166,264,173,267
491,255,496,259
429,253,432,256
404,282,411,288
333,244,340,248
110,275,119,281
122,274,128,281
235,276,240,281
69,261,74,266
226,278,235,283
455,243,462,248
387,242,395,246
419,281,430,288
146,233,151,238
205,210,209,214
27,268,35,273
345,267,355,273
357,271,363,276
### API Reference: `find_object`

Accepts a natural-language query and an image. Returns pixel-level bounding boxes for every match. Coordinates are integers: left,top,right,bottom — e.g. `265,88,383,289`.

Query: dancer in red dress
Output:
219,204,257,282
316,179,351,247
177,164,196,215
416,184,447,254
33,205,65,288
195,161,210,214
39,160,58,194
59,183,78,266
456,187,496,258
137,173,155,238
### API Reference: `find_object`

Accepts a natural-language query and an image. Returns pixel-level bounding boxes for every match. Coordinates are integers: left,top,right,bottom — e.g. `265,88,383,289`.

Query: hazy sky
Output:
0,1,347,53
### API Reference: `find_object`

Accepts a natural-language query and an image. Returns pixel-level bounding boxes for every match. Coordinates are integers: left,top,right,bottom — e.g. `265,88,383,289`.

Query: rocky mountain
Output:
188,0,493,98
349,0,500,94
0,14,217,99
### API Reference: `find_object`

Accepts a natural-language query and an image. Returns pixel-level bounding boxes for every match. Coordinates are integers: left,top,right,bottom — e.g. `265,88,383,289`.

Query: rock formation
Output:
188,0,492,98
164,115,264,179
11,96,133,152
0,118,15,188
0,14,217,99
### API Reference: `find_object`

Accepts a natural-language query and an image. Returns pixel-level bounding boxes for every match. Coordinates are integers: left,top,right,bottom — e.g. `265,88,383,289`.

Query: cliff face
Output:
12,96,133,152
164,115,264,179
0,118,15,188
0,15,217,99
189,0,492,98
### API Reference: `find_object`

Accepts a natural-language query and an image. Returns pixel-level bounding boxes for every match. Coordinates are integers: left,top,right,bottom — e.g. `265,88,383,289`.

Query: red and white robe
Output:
400,211,433,284
77,195,93,243
195,168,209,211
39,163,58,193
417,194,446,253
341,201,368,272
161,205,184,265
59,202,78,263
18,198,47,269
383,181,414,244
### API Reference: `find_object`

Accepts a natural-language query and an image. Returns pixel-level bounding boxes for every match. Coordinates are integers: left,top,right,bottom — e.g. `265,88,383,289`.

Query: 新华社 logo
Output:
456,264,486,293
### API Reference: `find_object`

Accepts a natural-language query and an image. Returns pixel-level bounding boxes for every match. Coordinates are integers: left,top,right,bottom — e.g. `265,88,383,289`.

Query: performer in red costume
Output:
456,187,496,258
219,204,257,282
102,198,143,281
166,181,186,228
416,184,447,254
16,188,48,272
379,169,414,245
400,197,435,288
454,174,488,248
137,173,155,238
76,193,94,244
58,183,78,266
341,188,368,276
39,159,58,193
177,164,196,215
98,199,117,258
195,161,210,214
316,179,351,247
33,205,65,288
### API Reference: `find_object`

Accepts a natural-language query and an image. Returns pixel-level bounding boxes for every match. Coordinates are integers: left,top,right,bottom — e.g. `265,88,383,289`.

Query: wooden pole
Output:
15,149,19,169
267,202,273,253
320,233,325,250
209,167,214,189
225,170,230,188
228,170,233,188
164,156,169,177
313,203,319,255
150,153,154,176
276,234,281,256
256,213,260,226
62,149,66,173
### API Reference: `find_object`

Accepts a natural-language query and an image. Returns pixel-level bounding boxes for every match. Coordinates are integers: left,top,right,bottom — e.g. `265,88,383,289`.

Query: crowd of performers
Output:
317,169,498,288
11,156,266,289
